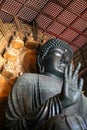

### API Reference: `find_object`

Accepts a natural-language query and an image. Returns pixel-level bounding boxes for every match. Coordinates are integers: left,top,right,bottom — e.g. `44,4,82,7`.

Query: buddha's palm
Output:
61,63,83,108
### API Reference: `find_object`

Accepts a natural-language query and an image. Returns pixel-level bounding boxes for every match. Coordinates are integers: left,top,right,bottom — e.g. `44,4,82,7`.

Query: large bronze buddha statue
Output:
5,38,87,130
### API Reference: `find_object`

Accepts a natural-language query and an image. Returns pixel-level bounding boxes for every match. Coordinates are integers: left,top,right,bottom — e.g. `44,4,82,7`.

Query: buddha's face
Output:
42,46,71,77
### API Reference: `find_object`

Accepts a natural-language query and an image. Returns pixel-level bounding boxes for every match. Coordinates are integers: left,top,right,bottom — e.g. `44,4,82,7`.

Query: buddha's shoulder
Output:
16,73,57,84
18,73,55,79
19,73,38,78
17,73,39,82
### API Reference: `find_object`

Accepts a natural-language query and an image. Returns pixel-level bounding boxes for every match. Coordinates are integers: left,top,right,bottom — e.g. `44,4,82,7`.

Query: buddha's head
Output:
37,38,73,78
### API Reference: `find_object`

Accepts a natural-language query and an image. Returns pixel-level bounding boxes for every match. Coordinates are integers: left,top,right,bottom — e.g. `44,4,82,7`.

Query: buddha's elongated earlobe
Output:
37,55,44,73
38,65,44,73
40,66,44,73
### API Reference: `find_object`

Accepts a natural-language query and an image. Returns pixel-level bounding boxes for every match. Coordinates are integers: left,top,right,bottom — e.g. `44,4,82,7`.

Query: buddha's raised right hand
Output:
59,63,83,108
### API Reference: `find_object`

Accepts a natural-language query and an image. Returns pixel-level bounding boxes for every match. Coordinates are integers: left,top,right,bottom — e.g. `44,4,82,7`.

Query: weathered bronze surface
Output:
5,38,87,130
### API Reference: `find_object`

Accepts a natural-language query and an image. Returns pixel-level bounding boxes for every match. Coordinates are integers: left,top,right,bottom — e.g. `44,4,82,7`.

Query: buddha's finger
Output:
65,67,68,80
78,78,83,92
68,63,73,79
73,63,81,79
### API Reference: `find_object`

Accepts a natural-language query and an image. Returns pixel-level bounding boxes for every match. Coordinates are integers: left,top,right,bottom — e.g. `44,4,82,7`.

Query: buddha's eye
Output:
53,50,63,55
55,52,62,57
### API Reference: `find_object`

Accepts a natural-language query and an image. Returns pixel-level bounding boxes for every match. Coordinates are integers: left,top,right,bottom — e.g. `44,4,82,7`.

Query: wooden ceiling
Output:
0,0,86,51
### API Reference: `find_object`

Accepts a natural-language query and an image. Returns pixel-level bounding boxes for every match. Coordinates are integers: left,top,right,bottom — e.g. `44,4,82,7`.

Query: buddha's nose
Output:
61,54,68,64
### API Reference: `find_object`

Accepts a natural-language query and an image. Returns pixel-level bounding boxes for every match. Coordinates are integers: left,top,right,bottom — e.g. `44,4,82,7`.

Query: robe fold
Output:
5,73,87,130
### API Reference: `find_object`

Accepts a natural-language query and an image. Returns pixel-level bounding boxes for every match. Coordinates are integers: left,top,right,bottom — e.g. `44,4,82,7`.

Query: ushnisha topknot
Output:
37,38,73,65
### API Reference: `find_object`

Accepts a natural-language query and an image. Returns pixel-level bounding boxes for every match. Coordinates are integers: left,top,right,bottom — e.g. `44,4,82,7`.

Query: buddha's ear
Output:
40,66,44,73
38,64,44,74
37,55,44,73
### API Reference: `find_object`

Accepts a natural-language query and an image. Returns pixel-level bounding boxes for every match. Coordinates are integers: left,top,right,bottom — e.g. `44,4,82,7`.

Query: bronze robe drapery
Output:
6,73,62,130
5,73,87,130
